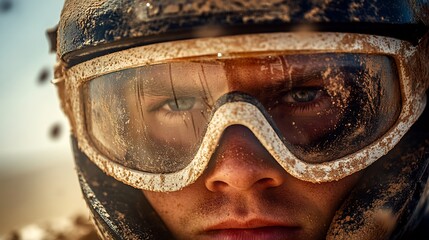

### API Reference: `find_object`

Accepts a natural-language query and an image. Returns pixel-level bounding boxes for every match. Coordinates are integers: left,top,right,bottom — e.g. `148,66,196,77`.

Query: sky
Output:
0,1,89,232
0,0,68,164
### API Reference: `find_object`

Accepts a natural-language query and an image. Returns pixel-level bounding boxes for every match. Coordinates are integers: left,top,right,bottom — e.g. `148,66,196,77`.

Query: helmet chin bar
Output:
72,103,429,240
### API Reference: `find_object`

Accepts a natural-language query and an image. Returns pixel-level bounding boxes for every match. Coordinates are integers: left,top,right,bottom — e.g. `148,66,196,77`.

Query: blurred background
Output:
0,0,87,235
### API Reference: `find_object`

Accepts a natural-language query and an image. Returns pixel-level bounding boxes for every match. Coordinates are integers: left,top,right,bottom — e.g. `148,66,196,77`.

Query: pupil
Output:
292,89,316,102
168,97,195,111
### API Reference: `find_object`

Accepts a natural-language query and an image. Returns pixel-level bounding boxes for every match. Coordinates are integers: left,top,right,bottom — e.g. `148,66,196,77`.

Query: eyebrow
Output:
139,81,206,97
135,68,208,97
133,54,364,96
135,60,228,97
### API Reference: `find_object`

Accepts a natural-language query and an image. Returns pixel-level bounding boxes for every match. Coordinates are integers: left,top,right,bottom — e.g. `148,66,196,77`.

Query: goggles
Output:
61,32,426,192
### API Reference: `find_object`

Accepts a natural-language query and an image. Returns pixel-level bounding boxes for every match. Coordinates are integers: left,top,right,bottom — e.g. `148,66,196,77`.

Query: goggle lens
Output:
83,53,401,173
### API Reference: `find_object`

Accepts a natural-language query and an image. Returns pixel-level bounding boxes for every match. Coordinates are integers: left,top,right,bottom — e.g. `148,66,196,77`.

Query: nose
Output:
204,125,285,192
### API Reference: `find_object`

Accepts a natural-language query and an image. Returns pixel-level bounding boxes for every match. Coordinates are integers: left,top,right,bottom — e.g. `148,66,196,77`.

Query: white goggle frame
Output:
59,32,426,192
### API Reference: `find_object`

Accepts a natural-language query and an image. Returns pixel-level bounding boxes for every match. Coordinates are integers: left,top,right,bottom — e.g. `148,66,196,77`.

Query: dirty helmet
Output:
52,0,429,239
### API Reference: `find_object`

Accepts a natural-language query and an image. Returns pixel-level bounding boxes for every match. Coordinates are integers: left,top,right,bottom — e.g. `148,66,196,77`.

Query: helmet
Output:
53,0,429,239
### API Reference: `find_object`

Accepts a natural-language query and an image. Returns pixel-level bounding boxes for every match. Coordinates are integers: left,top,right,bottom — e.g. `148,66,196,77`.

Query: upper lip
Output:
204,218,299,231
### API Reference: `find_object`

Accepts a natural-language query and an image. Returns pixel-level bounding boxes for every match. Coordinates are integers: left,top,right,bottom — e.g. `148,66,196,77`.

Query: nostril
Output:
206,175,283,192
257,178,280,188
207,180,228,192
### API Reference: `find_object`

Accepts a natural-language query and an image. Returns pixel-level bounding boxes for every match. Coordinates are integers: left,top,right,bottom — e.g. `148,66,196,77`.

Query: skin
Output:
143,125,362,240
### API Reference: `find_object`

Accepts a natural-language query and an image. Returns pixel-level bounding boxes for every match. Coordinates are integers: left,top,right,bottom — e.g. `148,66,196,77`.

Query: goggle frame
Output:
60,32,426,192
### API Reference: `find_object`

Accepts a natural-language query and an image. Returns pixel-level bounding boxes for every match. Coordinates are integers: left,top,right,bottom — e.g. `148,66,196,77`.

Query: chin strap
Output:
327,107,429,240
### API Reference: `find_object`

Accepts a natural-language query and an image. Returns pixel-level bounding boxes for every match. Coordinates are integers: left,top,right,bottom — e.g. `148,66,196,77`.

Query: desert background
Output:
0,0,87,235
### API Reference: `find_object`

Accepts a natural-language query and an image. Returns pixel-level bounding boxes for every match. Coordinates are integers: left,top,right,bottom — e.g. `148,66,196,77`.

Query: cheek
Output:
142,184,204,234
286,172,362,240
298,172,362,220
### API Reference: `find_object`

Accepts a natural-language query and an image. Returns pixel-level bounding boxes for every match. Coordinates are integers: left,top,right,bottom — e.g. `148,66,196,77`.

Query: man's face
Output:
138,55,367,239
143,125,362,240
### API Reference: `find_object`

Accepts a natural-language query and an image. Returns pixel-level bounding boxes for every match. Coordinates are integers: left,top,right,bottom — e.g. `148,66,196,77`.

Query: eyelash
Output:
286,99,324,114
161,108,188,119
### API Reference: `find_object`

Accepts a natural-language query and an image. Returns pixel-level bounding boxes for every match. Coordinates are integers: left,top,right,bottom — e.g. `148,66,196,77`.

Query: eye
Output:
283,88,323,103
163,97,196,111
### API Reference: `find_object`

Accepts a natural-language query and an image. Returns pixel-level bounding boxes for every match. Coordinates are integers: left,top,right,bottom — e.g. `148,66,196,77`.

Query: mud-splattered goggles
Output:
60,32,426,192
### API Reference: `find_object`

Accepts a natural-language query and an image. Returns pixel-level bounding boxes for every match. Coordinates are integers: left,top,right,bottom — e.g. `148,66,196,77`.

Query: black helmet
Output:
57,0,429,66
53,0,429,239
